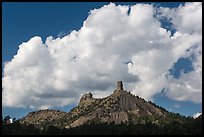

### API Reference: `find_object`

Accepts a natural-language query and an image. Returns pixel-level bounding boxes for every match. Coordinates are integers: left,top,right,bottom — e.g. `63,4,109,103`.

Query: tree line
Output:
2,115,202,135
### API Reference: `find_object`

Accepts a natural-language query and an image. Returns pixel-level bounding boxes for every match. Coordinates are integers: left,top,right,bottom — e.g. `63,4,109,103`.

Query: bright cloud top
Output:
2,2,202,109
193,112,202,119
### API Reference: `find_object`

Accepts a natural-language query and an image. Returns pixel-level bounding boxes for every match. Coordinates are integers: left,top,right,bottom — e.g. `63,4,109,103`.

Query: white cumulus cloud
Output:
2,2,202,109
193,112,202,119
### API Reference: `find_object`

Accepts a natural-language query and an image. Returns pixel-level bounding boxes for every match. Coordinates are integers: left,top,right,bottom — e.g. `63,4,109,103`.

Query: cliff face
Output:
78,92,94,106
20,81,168,129
63,82,166,128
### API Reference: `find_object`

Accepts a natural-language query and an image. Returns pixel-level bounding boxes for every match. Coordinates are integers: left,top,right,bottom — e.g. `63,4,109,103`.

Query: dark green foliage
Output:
2,116,202,135
2,120,41,135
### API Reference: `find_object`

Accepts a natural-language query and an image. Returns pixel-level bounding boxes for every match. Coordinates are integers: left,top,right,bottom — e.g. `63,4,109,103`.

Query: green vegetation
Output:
2,115,202,135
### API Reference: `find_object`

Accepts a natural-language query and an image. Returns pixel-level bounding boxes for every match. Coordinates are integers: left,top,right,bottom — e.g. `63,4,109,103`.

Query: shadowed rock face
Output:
20,81,169,129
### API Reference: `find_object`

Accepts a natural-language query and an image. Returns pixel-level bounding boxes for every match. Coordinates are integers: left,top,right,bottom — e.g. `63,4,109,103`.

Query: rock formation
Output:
20,81,169,129
116,81,123,90
78,92,94,106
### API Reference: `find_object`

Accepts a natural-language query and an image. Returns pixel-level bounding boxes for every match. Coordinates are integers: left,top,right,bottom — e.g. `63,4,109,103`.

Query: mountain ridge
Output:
19,81,174,129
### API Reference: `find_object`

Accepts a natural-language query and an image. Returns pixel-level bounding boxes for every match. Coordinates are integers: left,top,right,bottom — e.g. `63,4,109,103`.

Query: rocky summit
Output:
20,81,171,129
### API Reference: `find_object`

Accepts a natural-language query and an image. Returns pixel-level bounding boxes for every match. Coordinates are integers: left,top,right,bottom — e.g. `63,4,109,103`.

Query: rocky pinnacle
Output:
116,81,123,90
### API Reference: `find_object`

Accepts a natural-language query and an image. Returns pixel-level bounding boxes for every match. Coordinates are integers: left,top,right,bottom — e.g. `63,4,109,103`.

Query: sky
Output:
2,2,202,119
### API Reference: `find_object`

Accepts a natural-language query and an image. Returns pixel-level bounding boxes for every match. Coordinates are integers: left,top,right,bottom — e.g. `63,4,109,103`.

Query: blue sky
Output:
2,2,201,119
2,2,184,64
